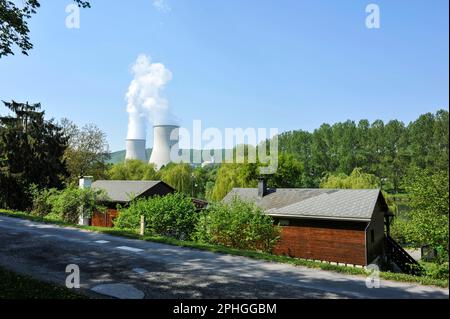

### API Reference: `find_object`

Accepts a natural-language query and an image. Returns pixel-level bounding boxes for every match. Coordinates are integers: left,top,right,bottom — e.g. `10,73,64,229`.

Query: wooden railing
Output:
385,236,424,276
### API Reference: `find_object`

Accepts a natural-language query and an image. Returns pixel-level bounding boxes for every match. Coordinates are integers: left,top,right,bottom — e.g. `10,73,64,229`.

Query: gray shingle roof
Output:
223,188,383,221
91,180,163,203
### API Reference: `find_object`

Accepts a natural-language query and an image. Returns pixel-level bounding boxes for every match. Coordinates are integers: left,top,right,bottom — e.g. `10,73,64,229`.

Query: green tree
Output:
0,101,68,209
355,119,371,169
160,163,194,195
382,120,409,193
331,120,358,174
61,119,110,183
0,0,90,57
268,153,304,188
402,168,449,259
320,168,380,189
192,164,219,199
277,130,314,187
366,119,385,179
108,160,159,181
432,110,449,171
209,162,258,201
406,111,449,172
310,123,335,183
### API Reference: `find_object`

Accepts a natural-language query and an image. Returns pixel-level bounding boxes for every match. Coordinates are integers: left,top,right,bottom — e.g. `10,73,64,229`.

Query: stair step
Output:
385,236,424,276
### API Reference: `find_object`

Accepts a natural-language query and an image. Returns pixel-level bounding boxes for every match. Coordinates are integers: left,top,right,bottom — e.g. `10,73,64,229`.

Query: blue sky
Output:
0,0,448,151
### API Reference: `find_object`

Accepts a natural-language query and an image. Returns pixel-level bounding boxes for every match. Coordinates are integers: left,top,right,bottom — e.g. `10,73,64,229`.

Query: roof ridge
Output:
230,187,381,191
93,180,161,183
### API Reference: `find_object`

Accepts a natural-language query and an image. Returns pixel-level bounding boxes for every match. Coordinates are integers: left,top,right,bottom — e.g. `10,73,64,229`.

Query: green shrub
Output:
403,168,449,256
195,198,280,253
422,262,449,280
115,193,198,240
390,217,409,244
49,187,108,224
30,185,58,217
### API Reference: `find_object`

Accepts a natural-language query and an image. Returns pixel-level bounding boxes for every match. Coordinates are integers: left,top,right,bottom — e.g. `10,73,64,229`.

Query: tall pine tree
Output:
0,101,68,209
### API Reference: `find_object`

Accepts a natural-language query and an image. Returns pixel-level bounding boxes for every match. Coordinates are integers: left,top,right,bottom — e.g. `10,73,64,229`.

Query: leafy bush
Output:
422,262,449,280
115,193,198,240
402,168,448,257
195,198,280,252
30,185,58,217
390,217,409,244
48,187,108,224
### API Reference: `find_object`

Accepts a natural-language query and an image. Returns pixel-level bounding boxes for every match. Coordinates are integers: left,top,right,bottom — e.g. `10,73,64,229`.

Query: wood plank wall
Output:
272,220,368,265
91,209,119,228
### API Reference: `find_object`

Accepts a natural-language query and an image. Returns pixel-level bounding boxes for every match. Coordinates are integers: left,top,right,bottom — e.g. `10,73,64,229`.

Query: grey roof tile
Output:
223,188,381,221
92,180,162,203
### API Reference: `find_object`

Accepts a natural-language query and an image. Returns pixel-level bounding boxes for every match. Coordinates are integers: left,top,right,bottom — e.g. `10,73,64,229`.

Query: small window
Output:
371,229,375,244
279,219,290,226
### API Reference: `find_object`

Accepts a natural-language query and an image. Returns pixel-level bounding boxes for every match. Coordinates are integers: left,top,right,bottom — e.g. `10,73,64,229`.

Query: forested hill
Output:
277,109,448,193
109,149,228,165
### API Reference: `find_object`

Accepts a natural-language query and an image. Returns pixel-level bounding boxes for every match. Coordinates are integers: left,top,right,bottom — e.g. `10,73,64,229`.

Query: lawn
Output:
0,266,87,299
0,209,448,288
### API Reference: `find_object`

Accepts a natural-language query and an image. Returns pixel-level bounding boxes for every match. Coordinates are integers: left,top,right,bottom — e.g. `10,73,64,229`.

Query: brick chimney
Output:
258,177,268,198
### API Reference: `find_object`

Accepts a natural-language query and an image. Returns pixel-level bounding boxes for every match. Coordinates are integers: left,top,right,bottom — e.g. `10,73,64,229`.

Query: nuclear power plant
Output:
149,125,179,170
124,55,180,169
125,125,179,170
125,139,147,162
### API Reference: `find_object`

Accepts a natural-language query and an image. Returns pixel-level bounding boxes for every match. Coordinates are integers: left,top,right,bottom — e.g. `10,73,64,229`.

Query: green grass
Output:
1,209,448,288
0,266,87,299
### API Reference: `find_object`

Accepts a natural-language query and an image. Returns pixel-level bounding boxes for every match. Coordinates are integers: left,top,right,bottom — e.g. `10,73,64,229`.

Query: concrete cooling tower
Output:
125,139,147,162
149,125,180,170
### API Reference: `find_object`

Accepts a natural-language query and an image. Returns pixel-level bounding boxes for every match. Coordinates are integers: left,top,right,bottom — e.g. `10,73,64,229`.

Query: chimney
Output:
258,177,268,197
78,176,93,226
79,176,93,189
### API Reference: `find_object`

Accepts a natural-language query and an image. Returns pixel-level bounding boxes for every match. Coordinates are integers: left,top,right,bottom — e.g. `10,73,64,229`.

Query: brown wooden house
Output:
223,179,389,266
90,180,175,227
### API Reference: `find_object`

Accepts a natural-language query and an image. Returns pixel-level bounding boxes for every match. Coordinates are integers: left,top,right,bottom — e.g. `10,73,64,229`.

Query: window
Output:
279,219,290,226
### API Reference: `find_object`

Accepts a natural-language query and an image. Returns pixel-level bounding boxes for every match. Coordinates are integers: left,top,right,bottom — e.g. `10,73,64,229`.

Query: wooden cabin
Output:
223,179,389,266
90,180,175,227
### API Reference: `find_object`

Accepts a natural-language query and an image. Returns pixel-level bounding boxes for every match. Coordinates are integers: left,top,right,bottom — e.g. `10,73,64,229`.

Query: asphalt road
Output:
0,215,448,299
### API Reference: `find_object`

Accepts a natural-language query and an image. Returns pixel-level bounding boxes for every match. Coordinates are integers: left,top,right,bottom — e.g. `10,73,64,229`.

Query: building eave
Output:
266,213,371,223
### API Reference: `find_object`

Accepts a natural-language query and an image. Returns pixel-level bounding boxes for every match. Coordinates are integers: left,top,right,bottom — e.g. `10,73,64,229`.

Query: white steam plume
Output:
126,54,175,139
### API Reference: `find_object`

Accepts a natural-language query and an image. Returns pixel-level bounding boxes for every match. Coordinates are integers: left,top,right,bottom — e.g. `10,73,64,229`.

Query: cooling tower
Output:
149,125,179,170
125,139,147,162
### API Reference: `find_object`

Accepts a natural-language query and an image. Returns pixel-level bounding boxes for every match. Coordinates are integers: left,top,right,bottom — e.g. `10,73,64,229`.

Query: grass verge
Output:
1,209,448,288
0,266,86,299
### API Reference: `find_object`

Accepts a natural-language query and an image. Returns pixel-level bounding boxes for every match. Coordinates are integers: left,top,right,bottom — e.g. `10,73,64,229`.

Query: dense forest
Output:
204,109,449,200
276,110,448,193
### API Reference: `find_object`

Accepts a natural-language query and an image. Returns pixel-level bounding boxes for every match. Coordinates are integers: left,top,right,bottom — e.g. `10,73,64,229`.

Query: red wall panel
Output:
273,225,367,265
